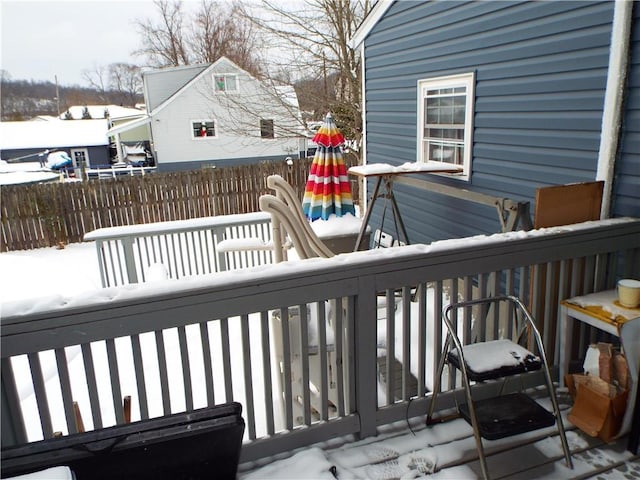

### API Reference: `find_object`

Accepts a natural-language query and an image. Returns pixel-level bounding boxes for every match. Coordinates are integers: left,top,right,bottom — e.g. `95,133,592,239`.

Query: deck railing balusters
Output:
240,314,256,439
299,304,312,426
28,352,53,439
81,343,102,429
54,348,76,435
2,218,638,465
259,311,276,435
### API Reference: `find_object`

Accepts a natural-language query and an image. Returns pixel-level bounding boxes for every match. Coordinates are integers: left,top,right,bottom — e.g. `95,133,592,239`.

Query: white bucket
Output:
617,278,640,308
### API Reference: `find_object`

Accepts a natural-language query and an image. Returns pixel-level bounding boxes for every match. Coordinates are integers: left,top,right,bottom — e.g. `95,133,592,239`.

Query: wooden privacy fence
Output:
1,157,361,252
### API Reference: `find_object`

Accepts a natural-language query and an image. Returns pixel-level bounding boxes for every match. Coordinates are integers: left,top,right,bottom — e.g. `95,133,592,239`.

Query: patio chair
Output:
261,175,401,421
260,174,335,262
426,296,572,480
260,176,340,423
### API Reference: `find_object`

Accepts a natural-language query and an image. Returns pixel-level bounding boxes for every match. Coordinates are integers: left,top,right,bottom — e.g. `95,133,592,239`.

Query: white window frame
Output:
191,119,217,139
417,72,475,181
260,118,275,139
213,74,238,93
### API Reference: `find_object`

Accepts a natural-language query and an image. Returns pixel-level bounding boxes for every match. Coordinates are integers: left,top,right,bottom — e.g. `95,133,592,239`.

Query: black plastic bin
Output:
1,402,244,479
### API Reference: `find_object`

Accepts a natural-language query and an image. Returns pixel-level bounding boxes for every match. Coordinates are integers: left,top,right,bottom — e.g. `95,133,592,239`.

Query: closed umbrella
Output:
302,113,355,221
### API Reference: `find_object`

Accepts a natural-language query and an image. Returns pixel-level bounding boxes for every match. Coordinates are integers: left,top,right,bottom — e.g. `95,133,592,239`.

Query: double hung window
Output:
214,75,237,92
260,119,274,139
418,72,475,179
192,120,216,138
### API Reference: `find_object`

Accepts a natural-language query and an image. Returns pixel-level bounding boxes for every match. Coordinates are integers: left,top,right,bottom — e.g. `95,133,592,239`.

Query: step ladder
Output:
426,296,573,480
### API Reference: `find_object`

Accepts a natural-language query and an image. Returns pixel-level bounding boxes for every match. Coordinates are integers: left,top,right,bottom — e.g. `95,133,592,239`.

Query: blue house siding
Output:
362,0,615,243
613,3,640,218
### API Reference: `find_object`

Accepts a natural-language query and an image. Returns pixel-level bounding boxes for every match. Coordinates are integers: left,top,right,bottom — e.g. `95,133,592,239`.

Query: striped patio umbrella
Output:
302,113,355,221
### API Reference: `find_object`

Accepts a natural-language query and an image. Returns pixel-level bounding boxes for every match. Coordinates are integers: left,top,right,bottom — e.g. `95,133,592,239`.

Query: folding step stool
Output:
427,296,573,480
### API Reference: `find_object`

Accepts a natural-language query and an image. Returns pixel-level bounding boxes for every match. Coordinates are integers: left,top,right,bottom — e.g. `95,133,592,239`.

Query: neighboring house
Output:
111,57,304,172
349,0,639,243
62,105,151,164
0,118,110,170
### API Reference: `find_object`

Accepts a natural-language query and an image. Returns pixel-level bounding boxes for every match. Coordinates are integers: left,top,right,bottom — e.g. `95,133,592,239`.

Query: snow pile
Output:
349,161,462,176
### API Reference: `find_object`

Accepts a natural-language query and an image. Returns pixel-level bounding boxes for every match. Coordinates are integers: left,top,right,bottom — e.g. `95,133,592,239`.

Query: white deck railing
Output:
83,212,274,287
2,217,639,465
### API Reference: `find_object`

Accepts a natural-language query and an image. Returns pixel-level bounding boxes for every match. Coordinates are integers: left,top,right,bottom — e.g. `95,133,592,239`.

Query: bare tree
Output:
188,0,262,76
134,0,262,74
82,65,110,102
240,0,372,151
109,63,143,106
134,0,190,67
81,63,142,107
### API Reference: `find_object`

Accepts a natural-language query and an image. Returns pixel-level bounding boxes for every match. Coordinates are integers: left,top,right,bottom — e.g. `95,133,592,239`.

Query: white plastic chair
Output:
259,175,340,423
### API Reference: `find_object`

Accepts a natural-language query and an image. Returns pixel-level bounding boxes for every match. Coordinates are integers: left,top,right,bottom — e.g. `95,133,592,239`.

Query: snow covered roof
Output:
59,105,145,121
0,119,109,150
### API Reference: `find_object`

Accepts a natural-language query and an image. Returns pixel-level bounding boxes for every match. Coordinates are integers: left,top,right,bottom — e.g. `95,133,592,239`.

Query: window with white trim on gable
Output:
192,120,216,138
418,72,475,180
260,119,274,139
213,74,238,92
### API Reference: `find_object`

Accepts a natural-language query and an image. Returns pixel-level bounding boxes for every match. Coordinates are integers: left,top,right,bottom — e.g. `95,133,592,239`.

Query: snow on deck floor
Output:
239,393,639,480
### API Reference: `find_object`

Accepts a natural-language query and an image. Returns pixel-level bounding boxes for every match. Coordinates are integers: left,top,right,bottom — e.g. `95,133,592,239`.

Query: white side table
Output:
559,290,640,440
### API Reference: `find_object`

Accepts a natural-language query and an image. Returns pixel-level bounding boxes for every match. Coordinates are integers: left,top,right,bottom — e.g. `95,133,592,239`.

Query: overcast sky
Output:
0,0,201,87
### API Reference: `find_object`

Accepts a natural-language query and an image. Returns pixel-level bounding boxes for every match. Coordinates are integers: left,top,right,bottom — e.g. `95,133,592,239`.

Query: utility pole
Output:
54,75,60,116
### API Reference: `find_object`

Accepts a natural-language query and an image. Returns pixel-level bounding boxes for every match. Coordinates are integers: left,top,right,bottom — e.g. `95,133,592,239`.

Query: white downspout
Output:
359,42,368,218
596,0,633,219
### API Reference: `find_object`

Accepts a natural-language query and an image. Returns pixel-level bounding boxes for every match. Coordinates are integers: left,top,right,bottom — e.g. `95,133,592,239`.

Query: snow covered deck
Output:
2,217,639,478
239,389,638,479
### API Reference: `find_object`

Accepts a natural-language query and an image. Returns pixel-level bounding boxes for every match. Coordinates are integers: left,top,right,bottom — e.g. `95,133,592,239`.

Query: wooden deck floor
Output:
239,391,639,479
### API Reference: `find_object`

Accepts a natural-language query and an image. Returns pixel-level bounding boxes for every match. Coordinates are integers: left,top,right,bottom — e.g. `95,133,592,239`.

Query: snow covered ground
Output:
0,242,101,303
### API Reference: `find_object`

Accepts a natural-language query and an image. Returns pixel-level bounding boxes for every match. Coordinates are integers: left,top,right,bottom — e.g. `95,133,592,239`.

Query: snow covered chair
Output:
426,296,572,480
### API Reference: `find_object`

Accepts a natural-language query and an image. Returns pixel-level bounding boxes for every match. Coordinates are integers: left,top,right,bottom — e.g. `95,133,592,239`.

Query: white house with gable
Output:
112,57,305,172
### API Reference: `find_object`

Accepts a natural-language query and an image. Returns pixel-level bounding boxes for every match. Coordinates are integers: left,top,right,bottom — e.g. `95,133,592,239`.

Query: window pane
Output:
214,76,226,91
226,76,237,91
260,119,274,138
454,96,466,124
193,121,215,137
426,141,464,165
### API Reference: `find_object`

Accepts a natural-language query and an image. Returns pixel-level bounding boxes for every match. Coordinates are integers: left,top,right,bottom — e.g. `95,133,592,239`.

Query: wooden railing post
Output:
121,236,138,284
354,275,379,439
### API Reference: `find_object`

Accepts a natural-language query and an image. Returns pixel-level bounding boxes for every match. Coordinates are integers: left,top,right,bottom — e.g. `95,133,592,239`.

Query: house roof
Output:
147,57,247,116
348,0,395,49
0,119,109,151
60,105,146,121
107,115,151,136
143,64,209,111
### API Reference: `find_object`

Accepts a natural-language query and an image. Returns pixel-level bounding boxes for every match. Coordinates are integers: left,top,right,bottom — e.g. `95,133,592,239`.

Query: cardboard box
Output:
566,374,628,443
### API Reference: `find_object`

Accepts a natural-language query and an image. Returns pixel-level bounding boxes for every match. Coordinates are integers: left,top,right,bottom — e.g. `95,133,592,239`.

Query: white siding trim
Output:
348,0,396,49
359,42,369,216
596,0,633,218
